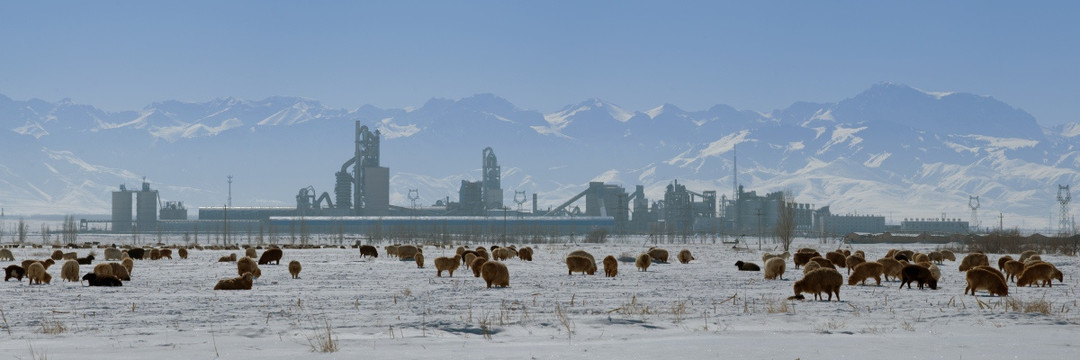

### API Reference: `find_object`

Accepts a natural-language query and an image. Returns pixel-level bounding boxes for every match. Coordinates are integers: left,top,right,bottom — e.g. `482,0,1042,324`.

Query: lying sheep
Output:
27,262,49,285
735,261,760,271
677,249,694,264
81,273,122,287
109,262,130,281
793,252,819,269
845,255,865,275
122,258,134,274
415,253,425,268
258,248,283,265
965,268,1008,296
471,257,488,277
518,247,534,261
877,258,903,281
1018,250,1039,263
0,248,13,261
764,258,786,280
603,255,618,277
396,245,420,260
568,250,595,262
63,252,78,260
237,257,262,279
958,253,990,272
51,250,64,261
434,254,462,277
997,255,1014,271
647,247,669,263
61,260,81,282
5,265,26,281
245,248,258,259
93,262,114,278
214,272,254,290
825,251,847,268
900,264,937,290
1017,262,1063,287
359,245,378,258
289,260,302,279
104,248,123,261
566,255,596,275
481,261,509,288
793,268,842,301
218,253,237,262
1003,260,1026,282
635,253,652,272
848,262,884,286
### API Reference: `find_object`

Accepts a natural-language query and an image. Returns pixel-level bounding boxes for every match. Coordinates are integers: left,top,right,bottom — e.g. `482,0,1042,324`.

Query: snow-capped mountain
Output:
0,83,1076,231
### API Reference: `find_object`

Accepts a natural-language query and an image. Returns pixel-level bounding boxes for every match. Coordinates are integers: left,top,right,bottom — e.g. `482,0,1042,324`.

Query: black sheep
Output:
82,273,123,287
900,264,937,290
359,245,379,258
128,248,146,260
4,265,26,281
77,254,95,265
258,248,283,265
735,261,761,271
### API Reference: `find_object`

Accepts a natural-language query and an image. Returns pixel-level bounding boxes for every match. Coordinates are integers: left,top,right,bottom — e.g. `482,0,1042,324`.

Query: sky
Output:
0,1,1077,126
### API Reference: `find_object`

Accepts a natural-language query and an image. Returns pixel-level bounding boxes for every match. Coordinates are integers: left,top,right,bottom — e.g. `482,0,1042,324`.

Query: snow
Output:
666,130,751,168
376,120,421,139
818,125,867,155
1061,123,1080,138
959,135,1039,150
645,105,665,119
0,236,1077,359
863,152,891,168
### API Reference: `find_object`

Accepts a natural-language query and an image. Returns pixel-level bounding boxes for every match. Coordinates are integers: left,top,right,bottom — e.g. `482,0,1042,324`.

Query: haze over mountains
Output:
1,83,1077,231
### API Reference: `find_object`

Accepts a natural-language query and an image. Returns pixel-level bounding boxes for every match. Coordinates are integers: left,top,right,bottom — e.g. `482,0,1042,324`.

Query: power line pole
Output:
227,175,233,208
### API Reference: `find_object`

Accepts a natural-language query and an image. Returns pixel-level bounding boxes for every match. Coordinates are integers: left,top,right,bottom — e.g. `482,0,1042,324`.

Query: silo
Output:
136,181,158,231
112,187,133,233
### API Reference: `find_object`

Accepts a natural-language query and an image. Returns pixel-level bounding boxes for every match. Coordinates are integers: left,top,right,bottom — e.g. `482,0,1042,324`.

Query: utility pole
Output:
227,175,233,208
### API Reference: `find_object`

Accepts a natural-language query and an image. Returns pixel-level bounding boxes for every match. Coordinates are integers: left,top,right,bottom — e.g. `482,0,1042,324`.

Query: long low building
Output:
267,216,615,236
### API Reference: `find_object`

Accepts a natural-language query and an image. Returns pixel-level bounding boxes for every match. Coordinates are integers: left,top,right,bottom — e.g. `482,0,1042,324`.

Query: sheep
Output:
385,245,399,258
793,251,820,269
940,250,956,262
128,248,146,260
178,247,189,259
877,258,903,281
471,257,488,277
434,254,462,277
0,248,13,261
481,261,510,288
1003,260,1026,282
5,265,26,281
913,253,930,264
896,250,915,261
900,264,937,290
359,245,378,258
122,258,134,274
677,249,694,264
793,268,842,301
798,248,819,254
802,261,822,275
922,262,942,280
735,261,761,271
214,272,254,290
258,248,283,265
474,248,490,260
493,247,513,261
973,265,1006,284
245,248,258,259
965,268,1008,296
1017,263,1062,288
1025,255,1043,265
568,250,595,262
23,259,55,270
845,255,865,275
764,258,786,280
809,257,836,269
51,250,64,261
27,262,48,285
218,253,237,262
149,248,162,260
635,253,652,272
1018,250,1039,263
958,253,990,272
603,255,618,277
518,247,534,261
82,273,122,287
853,250,866,259
159,248,173,259
237,257,262,279
92,262,114,278
647,247,669,263
289,260,302,279
396,245,420,260
415,253,425,268
103,248,123,261
63,251,78,260
997,255,1014,271
762,251,790,262
848,262,884,286
566,255,596,275
61,260,80,282
109,262,131,281
927,251,944,264
825,251,847,268
76,254,94,265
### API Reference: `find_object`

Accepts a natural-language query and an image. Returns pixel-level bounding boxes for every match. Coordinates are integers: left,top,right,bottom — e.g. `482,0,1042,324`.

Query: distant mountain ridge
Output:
0,83,1077,231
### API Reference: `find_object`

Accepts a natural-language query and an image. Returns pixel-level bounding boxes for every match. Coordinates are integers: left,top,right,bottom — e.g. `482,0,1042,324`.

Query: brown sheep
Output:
764,258,786,280
677,249,694,264
997,255,1014,271
109,262,131,281
1018,250,1039,263
802,261,822,275
603,255,618,277
5,265,26,281
492,247,513,261
258,248,283,265
1025,255,1042,265
896,250,915,262
0,248,14,261
396,245,420,260
481,261,509,288
845,255,865,275
735,261,760,271
218,253,237,262
965,268,1008,296
92,262,114,278
149,248,162,260
385,245,399,258
289,260,302,279
471,257,488,277
245,248,257,259
797,248,819,254
877,258,903,281
415,253,425,268
463,253,477,268
27,262,48,285
51,250,64,261
900,264,937,290
214,272,254,290
940,250,956,262
359,245,378,258
825,251,847,268
160,249,173,259
928,251,944,264
1003,260,1026,282
455,246,466,256
973,265,1006,284
568,250,595,262
647,247,669,263
61,260,80,282
913,253,930,264
793,268,842,301
518,247,534,261
434,254,462,277
1017,263,1062,287
793,251,820,269
122,258,134,274
566,255,596,275
237,257,262,279
178,247,189,259
635,253,652,272
762,251,790,262
848,262,884,286
958,253,989,271
809,257,836,269
853,250,865,259
63,251,78,260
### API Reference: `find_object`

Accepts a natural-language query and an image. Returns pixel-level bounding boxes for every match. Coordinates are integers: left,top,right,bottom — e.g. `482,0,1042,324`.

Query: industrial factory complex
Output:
99,121,972,238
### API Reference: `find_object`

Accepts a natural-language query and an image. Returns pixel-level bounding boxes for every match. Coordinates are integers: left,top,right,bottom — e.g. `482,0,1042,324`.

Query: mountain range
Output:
1,83,1077,232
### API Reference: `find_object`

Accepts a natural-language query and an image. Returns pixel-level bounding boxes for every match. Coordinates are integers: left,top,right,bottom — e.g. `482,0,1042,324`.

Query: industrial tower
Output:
482,147,503,210
968,195,980,233
1059,185,1071,235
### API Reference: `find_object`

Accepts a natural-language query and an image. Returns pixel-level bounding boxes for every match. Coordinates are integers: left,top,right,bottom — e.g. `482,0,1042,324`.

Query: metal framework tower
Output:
481,147,502,210
1058,185,1071,235
968,195,980,233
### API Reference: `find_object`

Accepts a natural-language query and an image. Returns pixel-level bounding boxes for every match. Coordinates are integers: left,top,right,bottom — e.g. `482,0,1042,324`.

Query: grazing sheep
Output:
149,248,162,260
913,253,930,264
245,248,257,259
0,248,13,261
853,250,866,259
1025,255,1043,265
93,262,114,278
396,245,420,260
518,247,534,261
5,264,27,281
471,257,488,277
958,253,990,272
81,273,122,287
900,265,938,290
104,248,123,261
877,258,903,281
793,268,842,301
258,248,283,265
122,258,134,274
940,250,957,262
214,272,254,290
27,262,48,285
997,255,1014,271
237,257,262,279
218,253,237,262
647,247,669,263
61,260,80,282
23,259,56,271
845,255,865,275
127,248,146,260
493,248,513,261
809,257,836,269
764,258,786,280
475,248,490,260
51,250,64,261
77,254,95,265
896,250,915,261
1017,263,1062,287
1018,250,1039,263
825,251,847,268
848,262,884,286
603,255,618,277
289,260,302,279
481,261,510,288
798,248,819,254
928,251,944,264
415,253,425,268
566,255,596,275
735,261,761,271
359,245,379,258
802,261,822,275
109,262,130,281
677,249,694,264
1003,260,1026,282
793,252,820,269
385,245,399,258
159,249,172,259
965,268,1008,296
434,254,462,277
177,247,189,259
635,253,652,272
922,262,942,280
973,265,1006,284
568,250,595,262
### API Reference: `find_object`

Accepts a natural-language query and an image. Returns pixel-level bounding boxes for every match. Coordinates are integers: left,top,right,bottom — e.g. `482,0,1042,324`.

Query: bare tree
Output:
17,218,28,243
776,192,796,252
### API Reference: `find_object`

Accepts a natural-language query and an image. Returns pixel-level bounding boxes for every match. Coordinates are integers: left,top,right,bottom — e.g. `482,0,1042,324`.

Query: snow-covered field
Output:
1,236,1078,359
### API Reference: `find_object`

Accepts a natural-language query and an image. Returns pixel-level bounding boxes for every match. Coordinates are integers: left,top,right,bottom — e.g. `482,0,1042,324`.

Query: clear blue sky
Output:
1,1,1076,126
